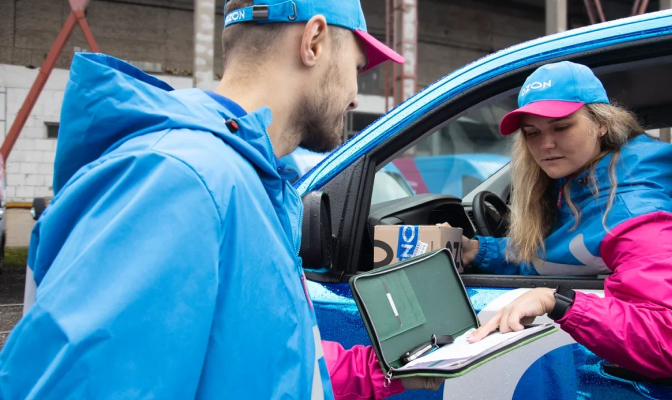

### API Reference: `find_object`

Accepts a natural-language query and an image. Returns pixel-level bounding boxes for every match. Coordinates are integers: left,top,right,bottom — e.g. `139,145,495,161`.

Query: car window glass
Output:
372,94,517,204
371,168,414,205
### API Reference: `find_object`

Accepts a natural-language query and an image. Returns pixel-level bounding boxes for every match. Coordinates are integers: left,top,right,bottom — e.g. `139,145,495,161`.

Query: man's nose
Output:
349,97,359,111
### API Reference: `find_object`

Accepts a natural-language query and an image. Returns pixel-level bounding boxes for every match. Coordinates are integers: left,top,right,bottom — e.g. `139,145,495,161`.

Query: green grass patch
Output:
5,247,28,269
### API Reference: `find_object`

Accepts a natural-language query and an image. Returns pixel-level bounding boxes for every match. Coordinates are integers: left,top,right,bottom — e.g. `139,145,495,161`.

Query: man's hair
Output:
222,0,350,70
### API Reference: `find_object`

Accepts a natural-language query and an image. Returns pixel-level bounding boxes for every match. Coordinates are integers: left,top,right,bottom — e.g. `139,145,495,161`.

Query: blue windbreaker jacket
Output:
474,134,672,275
0,53,334,399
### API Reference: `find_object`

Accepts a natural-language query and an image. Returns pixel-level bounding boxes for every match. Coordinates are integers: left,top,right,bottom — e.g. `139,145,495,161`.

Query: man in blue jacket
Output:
0,0,445,399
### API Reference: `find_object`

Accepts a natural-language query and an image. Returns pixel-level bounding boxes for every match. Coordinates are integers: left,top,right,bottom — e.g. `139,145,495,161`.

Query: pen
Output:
401,334,455,365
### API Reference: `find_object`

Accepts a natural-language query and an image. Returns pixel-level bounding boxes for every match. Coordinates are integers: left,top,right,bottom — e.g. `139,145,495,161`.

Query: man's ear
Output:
300,15,329,68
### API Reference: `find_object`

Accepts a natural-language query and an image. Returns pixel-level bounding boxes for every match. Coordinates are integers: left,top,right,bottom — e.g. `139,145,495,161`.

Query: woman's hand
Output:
437,223,479,265
468,288,556,343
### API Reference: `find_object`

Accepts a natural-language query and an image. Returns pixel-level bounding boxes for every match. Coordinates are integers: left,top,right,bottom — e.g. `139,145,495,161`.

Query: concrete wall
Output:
0,64,63,202
2,0,643,88
0,0,204,77
0,61,389,202
361,0,547,88
0,63,201,202
0,0,635,202
0,0,551,91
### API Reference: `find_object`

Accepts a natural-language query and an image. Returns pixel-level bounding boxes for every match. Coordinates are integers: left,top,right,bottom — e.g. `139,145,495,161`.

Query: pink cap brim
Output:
499,100,585,135
354,30,405,72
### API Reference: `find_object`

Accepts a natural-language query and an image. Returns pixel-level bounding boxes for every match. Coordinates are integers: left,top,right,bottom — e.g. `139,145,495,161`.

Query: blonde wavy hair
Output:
506,103,645,264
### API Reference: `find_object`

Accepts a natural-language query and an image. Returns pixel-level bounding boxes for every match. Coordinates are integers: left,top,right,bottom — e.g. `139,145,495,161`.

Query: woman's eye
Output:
555,125,570,132
524,130,540,137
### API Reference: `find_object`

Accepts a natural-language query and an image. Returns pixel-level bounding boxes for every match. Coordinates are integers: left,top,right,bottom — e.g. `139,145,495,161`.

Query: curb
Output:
6,203,32,209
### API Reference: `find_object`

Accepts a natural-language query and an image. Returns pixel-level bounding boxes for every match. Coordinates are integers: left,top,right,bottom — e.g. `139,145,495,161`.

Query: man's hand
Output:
468,288,556,343
401,376,444,391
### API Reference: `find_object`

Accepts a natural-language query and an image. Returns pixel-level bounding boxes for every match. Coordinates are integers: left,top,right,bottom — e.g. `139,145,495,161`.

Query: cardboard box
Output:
373,225,464,272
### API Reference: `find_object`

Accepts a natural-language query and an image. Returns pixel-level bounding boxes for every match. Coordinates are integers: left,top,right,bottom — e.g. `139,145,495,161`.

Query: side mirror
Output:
31,197,50,221
300,191,333,270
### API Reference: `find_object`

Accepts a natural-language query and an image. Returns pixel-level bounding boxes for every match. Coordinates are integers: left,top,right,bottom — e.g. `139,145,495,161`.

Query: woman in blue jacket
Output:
461,61,672,378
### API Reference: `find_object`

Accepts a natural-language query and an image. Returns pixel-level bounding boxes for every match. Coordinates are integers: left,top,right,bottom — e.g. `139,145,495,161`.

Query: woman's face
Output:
521,108,605,179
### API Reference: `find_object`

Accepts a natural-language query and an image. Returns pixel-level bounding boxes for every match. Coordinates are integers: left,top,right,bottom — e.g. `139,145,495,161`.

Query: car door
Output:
299,11,672,400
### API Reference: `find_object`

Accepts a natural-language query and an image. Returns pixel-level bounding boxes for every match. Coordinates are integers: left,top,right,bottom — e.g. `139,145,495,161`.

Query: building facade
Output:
0,0,652,202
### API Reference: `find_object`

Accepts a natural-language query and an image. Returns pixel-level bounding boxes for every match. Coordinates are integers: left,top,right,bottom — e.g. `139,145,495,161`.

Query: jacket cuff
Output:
556,291,588,330
381,378,405,399
370,360,404,399
472,236,490,268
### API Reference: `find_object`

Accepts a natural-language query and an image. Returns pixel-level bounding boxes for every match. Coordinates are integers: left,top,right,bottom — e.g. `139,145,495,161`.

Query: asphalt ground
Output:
0,250,27,349
0,209,34,349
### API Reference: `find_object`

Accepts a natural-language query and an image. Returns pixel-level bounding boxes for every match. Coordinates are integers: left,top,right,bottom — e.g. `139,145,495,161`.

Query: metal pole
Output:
594,0,606,22
392,0,399,106
631,0,642,16
399,0,418,104
1,0,99,161
193,0,215,89
638,0,650,14
546,0,567,35
583,0,597,24
385,0,391,113
0,13,79,161
661,0,672,143
74,9,100,53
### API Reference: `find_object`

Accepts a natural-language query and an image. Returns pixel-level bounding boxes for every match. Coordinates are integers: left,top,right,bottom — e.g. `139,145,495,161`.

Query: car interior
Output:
301,34,672,290
356,53,672,285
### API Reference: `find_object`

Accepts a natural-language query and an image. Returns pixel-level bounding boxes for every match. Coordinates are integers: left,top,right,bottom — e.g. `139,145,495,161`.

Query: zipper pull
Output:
384,369,393,388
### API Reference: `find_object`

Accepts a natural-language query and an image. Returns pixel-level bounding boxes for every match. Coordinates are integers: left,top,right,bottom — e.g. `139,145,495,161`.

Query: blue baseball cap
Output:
223,0,405,72
499,61,610,135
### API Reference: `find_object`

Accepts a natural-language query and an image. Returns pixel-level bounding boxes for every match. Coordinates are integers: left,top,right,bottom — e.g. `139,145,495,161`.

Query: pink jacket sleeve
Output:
322,341,405,400
556,211,672,378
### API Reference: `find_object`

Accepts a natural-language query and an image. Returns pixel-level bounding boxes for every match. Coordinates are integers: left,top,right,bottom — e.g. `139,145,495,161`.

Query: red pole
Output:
384,0,390,113
74,9,100,53
1,0,99,161
594,0,607,22
583,0,597,24
638,0,650,14
0,12,79,161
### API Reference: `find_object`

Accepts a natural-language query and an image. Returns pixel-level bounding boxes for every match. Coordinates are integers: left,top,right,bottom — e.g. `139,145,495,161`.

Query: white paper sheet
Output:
399,326,543,370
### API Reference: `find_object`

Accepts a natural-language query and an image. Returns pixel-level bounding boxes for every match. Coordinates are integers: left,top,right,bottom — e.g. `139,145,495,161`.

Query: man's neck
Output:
215,68,301,158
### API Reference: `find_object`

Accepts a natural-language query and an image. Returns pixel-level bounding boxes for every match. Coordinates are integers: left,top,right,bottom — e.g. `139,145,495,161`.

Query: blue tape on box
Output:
396,225,419,261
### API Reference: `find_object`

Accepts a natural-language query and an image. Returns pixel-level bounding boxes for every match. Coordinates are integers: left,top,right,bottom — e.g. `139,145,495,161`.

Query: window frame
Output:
45,122,59,139
305,35,672,288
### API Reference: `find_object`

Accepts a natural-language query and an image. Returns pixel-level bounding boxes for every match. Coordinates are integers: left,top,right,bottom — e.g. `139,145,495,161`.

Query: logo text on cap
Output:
521,80,552,96
225,10,245,24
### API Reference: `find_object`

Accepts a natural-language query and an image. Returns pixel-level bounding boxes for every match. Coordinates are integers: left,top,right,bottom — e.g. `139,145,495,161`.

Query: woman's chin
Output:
542,167,569,180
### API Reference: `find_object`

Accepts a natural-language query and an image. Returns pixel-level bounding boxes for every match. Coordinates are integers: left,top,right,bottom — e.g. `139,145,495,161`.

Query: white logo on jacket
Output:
312,326,325,400
533,234,611,275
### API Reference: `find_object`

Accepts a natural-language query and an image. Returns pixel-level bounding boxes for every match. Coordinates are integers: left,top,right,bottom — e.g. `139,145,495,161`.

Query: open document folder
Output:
399,326,551,370
350,249,557,380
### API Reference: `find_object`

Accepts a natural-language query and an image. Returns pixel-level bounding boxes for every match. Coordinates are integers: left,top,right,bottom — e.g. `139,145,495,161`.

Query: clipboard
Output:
349,248,557,382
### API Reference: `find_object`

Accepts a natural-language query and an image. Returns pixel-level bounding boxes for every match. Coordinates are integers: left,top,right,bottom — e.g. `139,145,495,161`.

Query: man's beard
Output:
293,66,346,153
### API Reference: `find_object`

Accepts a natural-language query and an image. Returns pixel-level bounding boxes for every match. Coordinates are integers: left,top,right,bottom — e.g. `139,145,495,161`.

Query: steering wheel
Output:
471,191,510,238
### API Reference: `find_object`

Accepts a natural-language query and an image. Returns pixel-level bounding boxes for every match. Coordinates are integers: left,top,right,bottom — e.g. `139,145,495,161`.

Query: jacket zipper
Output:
288,183,303,258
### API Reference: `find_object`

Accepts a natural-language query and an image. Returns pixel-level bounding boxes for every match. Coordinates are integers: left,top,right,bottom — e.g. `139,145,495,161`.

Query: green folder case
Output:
349,248,557,382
